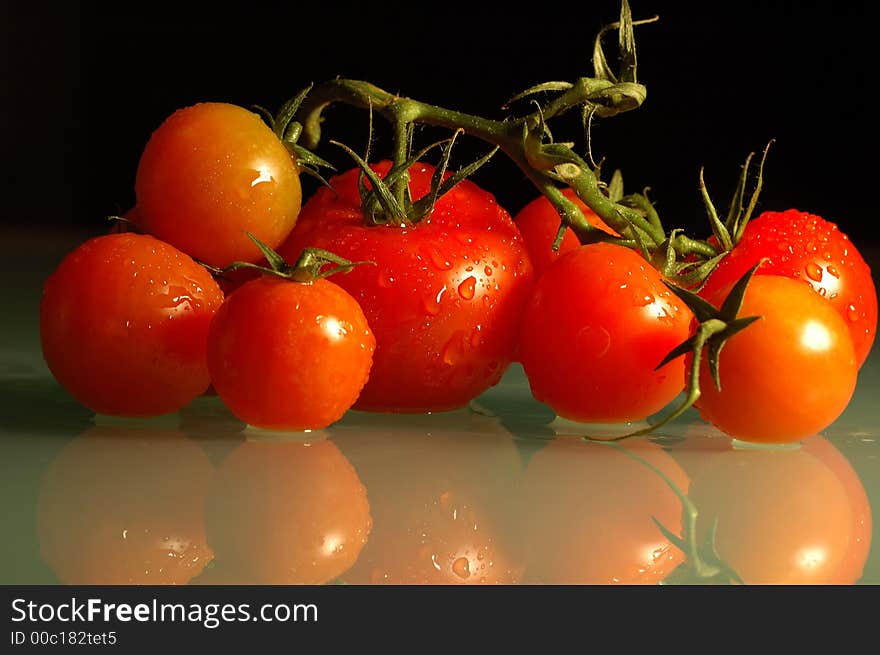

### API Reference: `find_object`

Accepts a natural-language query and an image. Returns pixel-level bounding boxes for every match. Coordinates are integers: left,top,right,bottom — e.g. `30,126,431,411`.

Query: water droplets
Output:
847,304,860,322
452,557,471,579
804,262,823,282
458,276,476,300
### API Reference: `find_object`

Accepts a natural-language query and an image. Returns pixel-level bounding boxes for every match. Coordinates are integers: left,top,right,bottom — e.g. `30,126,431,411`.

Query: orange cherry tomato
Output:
36,427,215,585
696,275,857,443
135,102,302,268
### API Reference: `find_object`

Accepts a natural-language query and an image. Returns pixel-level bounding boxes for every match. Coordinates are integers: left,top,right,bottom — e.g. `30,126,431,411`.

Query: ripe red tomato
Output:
205,437,371,584
518,438,689,584
518,243,692,423
514,187,618,278
134,102,302,268
685,441,858,584
207,275,375,430
334,410,524,584
40,233,224,417
696,275,857,444
37,427,215,585
278,161,534,413
701,209,877,366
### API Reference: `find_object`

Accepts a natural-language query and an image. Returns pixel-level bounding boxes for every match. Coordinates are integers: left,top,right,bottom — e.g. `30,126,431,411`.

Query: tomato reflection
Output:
333,409,525,584
517,437,689,584
671,433,871,584
36,426,214,585
204,434,371,584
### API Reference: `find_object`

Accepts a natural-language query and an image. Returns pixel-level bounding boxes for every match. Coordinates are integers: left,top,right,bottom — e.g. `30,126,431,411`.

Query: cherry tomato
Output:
334,410,524,584
514,187,618,278
207,275,375,430
135,102,302,268
518,438,689,584
701,209,877,366
685,441,857,584
37,427,214,585
205,437,371,584
696,275,857,443
40,233,224,417
278,161,534,413
518,243,692,423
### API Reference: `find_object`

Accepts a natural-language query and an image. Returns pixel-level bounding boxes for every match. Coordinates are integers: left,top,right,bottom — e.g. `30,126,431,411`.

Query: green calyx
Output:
253,84,336,190
583,261,763,442
202,233,373,284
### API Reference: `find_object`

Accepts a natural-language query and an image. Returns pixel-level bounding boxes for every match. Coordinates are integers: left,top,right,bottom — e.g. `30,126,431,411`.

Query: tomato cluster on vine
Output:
38,1,876,447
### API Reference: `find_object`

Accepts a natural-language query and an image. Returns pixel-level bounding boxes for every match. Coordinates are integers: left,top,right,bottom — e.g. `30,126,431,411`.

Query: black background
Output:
2,1,876,244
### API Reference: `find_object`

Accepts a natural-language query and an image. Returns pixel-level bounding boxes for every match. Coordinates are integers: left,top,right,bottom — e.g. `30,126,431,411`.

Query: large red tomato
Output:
278,161,534,413
701,209,877,366
518,243,692,423
40,233,224,417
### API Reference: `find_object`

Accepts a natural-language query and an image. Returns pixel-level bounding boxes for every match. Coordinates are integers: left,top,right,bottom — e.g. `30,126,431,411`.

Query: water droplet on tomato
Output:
378,269,395,288
441,332,466,366
823,252,833,261
847,304,860,322
484,266,493,277
458,276,476,300
805,262,823,282
634,292,654,306
818,287,827,297
452,557,471,579
826,265,840,278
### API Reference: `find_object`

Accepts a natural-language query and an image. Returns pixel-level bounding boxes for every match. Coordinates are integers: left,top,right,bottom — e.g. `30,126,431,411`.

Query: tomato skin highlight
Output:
207,276,375,430
135,102,302,268
514,187,618,278
278,162,534,413
696,275,857,444
518,243,692,423
701,209,877,366
39,233,224,417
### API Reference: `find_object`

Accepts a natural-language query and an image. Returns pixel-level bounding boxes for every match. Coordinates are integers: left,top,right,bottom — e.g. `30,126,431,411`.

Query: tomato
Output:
514,187,618,278
207,275,375,430
277,161,534,413
333,410,524,584
36,427,214,585
517,437,689,584
671,433,871,584
518,243,692,423
696,275,857,443
40,233,224,417
701,209,877,366
134,102,302,268
685,441,857,584
205,437,371,584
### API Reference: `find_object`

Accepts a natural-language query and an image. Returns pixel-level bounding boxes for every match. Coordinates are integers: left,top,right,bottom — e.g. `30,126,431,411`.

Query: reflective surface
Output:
3,229,878,585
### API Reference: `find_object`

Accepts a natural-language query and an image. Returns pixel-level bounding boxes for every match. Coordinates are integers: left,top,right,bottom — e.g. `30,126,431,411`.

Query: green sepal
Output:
663,281,721,324
204,232,373,284
331,140,407,225
273,84,314,143
699,167,733,252
607,169,625,203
